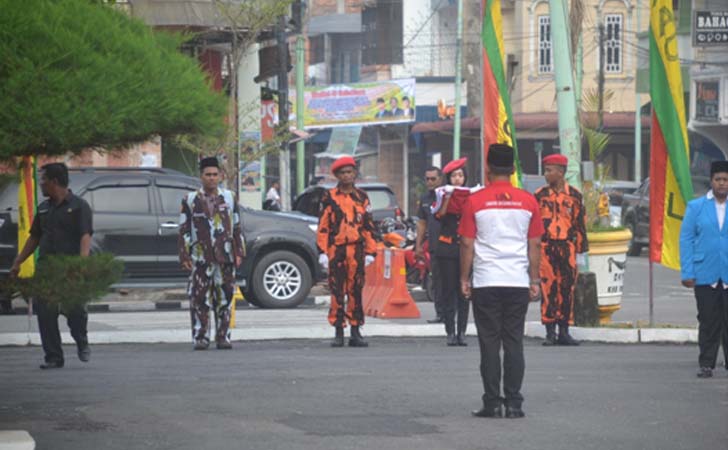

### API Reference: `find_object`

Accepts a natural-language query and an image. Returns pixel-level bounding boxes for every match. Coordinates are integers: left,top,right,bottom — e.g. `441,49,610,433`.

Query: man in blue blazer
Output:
680,160,728,378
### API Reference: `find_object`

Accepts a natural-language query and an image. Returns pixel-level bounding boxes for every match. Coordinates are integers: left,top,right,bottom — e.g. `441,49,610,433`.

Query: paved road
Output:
1,339,726,450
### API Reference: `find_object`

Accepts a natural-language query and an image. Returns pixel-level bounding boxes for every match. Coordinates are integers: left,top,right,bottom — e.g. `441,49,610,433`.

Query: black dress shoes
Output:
505,405,525,418
456,333,468,346
40,361,64,370
77,343,91,362
471,405,503,418
216,341,233,350
697,367,713,378
446,334,458,346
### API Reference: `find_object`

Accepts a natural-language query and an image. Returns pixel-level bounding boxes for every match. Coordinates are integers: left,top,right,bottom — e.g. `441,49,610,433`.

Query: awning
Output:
410,112,651,134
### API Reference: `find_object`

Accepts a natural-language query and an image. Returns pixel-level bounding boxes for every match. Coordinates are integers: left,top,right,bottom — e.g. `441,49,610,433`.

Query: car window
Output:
295,189,324,216
88,186,150,213
367,189,396,209
159,187,192,214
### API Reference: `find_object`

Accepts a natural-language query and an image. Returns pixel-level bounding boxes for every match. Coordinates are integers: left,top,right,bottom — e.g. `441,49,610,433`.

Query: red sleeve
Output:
458,196,476,238
527,195,545,239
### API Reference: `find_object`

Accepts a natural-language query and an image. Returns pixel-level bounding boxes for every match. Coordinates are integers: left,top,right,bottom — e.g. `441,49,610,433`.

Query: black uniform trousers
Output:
694,285,728,369
437,254,469,336
472,287,530,409
430,257,444,319
35,299,88,364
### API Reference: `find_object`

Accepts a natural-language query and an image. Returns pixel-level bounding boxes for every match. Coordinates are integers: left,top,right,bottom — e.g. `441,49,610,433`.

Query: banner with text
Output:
291,79,415,129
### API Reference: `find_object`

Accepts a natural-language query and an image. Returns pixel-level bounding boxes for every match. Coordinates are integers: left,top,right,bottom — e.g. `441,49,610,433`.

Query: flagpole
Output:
453,0,464,160
648,259,654,327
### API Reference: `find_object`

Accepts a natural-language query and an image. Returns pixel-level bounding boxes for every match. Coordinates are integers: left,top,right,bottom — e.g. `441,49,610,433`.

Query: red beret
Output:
443,157,467,175
542,154,568,166
331,156,357,174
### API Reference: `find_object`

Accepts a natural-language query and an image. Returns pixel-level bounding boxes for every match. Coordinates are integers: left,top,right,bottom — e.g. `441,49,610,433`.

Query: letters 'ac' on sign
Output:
693,10,728,47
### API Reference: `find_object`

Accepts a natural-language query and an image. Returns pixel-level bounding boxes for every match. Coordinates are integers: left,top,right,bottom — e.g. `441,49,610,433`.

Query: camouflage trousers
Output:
188,263,235,345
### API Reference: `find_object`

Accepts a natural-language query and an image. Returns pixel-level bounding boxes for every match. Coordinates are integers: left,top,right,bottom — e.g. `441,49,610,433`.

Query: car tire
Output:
625,220,642,256
251,250,312,309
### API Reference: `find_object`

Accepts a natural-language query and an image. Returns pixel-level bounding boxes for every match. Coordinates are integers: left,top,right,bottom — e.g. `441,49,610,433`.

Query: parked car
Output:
0,167,324,308
621,176,711,256
293,182,403,224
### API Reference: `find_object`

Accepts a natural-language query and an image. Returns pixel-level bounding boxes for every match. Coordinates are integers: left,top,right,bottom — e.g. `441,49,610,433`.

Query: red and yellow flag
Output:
648,0,693,270
17,156,37,278
482,0,521,186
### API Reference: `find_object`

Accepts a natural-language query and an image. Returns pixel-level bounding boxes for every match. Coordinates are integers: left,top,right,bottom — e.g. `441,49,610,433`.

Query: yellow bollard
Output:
230,287,244,328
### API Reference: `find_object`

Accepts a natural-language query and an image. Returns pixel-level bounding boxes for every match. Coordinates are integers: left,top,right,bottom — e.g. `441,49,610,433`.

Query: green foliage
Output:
0,0,226,159
3,253,123,311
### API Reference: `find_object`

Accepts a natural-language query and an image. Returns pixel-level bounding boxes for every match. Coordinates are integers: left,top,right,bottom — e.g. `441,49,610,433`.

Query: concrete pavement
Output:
1,340,726,450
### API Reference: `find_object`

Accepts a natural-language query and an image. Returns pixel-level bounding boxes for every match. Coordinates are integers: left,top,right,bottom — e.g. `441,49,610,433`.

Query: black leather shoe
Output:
446,334,457,346
40,361,64,370
456,333,468,346
543,324,557,346
558,333,580,346
349,326,369,347
697,367,713,378
471,405,503,418
77,344,91,362
216,341,232,350
331,327,345,347
505,406,525,418
427,316,444,324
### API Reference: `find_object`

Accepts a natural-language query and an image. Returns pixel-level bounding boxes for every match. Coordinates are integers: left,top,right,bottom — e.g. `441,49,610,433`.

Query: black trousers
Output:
35,299,88,364
472,287,530,409
694,285,728,369
430,257,444,318
436,255,469,335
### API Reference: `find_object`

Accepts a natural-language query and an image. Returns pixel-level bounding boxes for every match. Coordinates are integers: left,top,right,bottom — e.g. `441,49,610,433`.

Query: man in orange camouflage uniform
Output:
317,156,378,347
535,154,588,346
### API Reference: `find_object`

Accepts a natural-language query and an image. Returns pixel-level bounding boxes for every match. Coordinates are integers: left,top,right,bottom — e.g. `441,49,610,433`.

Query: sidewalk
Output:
0,288,698,346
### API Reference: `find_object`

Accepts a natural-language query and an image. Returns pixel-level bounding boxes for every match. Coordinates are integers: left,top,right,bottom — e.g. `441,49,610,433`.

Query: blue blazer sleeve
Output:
679,200,698,280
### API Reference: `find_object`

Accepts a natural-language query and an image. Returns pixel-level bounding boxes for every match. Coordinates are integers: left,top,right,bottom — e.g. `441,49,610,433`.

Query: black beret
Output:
710,160,728,176
199,156,219,171
487,143,514,168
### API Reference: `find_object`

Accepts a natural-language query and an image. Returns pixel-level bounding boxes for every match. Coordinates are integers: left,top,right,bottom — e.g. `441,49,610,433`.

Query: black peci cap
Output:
487,143,514,169
710,160,728,177
199,156,220,171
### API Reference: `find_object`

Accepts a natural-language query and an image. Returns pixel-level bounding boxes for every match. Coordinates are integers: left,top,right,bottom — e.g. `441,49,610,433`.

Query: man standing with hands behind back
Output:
459,144,544,418
680,160,728,378
179,157,244,351
11,163,93,369
415,166,444,323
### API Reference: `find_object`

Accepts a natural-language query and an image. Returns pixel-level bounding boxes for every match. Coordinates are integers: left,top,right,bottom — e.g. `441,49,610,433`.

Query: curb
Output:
8,296,333,315
0,430,35,450
0,321,698,347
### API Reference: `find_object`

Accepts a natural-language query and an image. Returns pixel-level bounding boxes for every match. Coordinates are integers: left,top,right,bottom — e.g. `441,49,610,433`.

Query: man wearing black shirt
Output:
415,166,444,323
11,163,93,369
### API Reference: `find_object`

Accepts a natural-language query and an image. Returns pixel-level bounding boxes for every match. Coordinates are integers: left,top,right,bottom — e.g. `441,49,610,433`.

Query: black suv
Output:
0,168,324,308
293,182,402,224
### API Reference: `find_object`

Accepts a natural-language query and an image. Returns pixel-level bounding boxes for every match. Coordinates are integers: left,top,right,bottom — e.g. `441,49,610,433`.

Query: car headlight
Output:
308,224,318,233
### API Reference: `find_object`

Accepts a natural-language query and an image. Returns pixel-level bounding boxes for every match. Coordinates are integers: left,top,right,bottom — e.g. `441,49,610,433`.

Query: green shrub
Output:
3,253,123,311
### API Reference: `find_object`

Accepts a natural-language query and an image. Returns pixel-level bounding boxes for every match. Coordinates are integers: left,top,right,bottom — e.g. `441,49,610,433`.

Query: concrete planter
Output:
587,229,632,324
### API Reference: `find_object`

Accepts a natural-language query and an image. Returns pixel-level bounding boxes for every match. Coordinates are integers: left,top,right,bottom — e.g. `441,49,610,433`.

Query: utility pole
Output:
549,0,582,189
295,34,305,194
277,15,291,210
634,1,642,182
598,23,606,131
452,0,463,160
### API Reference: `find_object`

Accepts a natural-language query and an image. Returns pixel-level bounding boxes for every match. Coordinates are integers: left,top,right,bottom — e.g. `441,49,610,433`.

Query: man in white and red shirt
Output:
459,143,544,419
